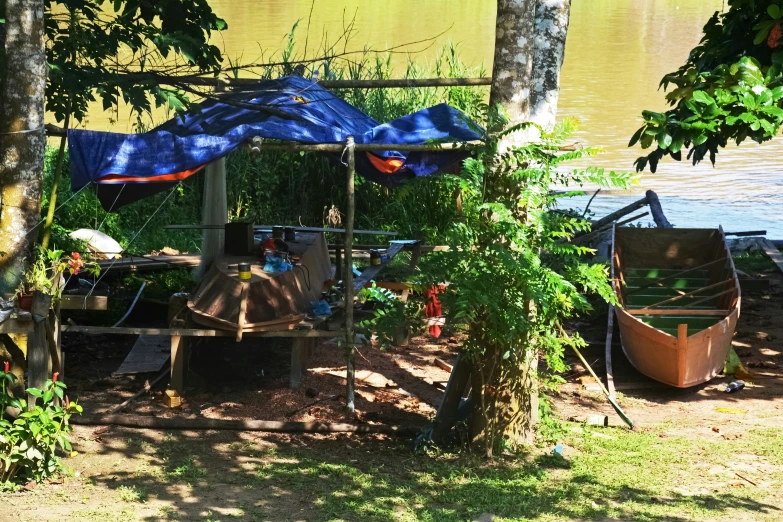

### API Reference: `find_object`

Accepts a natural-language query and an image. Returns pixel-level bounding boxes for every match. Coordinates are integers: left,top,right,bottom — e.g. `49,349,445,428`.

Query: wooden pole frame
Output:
344,136,356,414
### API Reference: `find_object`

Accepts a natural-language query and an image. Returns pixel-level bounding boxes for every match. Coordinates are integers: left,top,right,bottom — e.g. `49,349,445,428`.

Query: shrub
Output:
0,366,83,487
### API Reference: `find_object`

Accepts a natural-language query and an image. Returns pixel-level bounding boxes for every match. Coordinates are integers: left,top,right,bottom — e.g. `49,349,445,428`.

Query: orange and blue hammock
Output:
68,75,482,210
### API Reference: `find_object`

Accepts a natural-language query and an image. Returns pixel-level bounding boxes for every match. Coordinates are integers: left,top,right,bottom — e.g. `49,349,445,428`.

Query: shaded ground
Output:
4,256,783,521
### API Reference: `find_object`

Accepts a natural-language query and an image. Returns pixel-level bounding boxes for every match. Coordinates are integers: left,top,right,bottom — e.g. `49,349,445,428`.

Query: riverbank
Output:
5,253,783,521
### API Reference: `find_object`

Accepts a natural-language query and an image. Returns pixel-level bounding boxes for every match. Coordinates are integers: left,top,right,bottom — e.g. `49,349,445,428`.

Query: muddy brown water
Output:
69,1,783,236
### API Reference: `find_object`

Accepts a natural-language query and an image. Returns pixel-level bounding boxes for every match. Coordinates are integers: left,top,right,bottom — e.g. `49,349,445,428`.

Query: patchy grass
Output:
7,422,782,522
734,250,776,274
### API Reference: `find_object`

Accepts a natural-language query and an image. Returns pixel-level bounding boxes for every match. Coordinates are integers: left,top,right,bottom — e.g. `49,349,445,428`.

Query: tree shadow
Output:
63,426,780,522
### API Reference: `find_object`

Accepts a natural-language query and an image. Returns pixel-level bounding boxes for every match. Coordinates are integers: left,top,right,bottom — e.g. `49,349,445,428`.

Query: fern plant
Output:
410,109,636,456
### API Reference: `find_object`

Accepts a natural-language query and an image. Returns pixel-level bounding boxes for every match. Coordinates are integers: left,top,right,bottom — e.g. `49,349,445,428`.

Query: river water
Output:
78,0,783,237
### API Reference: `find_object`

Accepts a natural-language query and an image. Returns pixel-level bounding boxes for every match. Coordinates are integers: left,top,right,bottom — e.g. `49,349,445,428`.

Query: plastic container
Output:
237,262,252,280
725,380,745,393
272,225,284,239
284,226,296,241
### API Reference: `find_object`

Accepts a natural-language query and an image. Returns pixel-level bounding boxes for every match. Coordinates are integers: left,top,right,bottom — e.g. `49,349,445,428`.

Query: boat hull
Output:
612,227,741,388
188,232,332,333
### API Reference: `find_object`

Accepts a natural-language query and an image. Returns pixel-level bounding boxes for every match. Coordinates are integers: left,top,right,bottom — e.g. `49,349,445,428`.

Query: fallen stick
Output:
107,367,170,415
70,414,419,435
735,472,757,486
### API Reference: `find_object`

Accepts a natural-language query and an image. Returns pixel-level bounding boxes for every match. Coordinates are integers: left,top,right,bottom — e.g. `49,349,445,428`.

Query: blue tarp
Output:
68,76,482,209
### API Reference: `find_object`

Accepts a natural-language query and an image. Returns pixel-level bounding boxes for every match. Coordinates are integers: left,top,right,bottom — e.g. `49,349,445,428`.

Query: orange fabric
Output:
424,284,445,338
366,152,404,174
99,166,204,184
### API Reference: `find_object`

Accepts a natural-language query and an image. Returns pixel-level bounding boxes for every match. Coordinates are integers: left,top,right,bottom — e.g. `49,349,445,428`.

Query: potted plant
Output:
16,248,99,315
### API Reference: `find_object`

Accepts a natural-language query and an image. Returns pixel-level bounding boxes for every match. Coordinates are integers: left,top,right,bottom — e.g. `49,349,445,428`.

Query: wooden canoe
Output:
611,226,741,388
188,232,332,338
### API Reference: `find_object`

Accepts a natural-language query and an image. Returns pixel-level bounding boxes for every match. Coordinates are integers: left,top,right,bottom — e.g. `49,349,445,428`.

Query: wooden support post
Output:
677,324,688,387
290,338,306,390
168,335,184,407
27,320,49,410
344,136,356,414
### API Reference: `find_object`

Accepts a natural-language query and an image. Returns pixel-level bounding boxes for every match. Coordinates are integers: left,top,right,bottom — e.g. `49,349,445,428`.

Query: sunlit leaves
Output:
45,0,227,125
633,4,783,172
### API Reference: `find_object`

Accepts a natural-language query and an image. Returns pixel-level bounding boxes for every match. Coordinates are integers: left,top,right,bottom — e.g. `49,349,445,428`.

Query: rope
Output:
21,182,92,238
0,127,44,135
96,184,125,233
87,183,181,297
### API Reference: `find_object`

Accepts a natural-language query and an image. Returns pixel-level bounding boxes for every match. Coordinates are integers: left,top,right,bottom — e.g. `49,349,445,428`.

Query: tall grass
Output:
41,39,488,255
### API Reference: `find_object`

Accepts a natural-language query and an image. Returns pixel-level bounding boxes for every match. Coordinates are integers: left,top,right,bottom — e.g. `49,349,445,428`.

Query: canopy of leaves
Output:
631,0,783,172
45,0,226,124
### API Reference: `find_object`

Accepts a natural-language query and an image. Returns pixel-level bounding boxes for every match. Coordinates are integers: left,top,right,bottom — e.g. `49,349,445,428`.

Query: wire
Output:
96,184,126,232
295,263,312,291
87,183,181,297
0,127,44,135
20,182,92,238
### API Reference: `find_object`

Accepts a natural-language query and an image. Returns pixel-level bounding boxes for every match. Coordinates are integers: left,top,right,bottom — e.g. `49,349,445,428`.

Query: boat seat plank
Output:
626,294,720,306
625,268,711,278
638,316,723,330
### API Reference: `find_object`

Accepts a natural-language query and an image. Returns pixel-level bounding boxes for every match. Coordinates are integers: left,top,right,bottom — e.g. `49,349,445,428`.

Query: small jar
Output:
272,226,284,239
238,262,252,280
370,249,381,266
284,226,296,241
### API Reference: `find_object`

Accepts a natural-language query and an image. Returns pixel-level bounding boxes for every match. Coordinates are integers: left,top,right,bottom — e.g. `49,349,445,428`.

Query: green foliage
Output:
632,1,783,171
45,0,227,126
16,246,99,297
0,369,83,487
410,109,634,453
357,283,422,347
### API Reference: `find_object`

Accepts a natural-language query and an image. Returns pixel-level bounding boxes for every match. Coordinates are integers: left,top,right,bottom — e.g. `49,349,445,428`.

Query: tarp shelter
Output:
68,75,482,210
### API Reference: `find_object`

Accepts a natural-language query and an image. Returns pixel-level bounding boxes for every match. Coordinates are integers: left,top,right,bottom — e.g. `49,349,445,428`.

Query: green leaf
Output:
691,91,715,105
657,131,673,150
769,4,780,19
628,126,645,147
642,110,667,125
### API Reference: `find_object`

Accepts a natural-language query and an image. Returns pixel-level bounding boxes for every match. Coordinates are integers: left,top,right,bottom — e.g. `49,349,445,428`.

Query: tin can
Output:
370,249,381,266
380,251,388,264
272,226,284,239
238,262,252,280
284,226,296,241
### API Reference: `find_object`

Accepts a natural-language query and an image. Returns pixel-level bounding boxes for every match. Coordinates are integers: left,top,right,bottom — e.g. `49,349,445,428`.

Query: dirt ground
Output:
4,260,783,521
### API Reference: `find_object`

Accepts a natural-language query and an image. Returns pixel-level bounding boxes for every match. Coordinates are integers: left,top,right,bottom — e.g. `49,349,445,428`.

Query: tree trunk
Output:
472,0,571,454
489,0,538,147
530,0,572,132
0,0,47,293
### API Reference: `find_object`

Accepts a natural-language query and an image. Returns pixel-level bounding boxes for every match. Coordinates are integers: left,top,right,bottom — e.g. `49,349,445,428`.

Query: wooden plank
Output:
0,319,33,334
627,309,730,316
61,325,342,338
677,324,688,387
344,136,357,415
59,295,108,311
606,224,616,397
352,242,406,293
431,352,473,443
27,320,49,409
758,239,783,275
170,335,184,396
113,335,171,376
640,280,732,310
626,258,727,296
97,254,201,272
